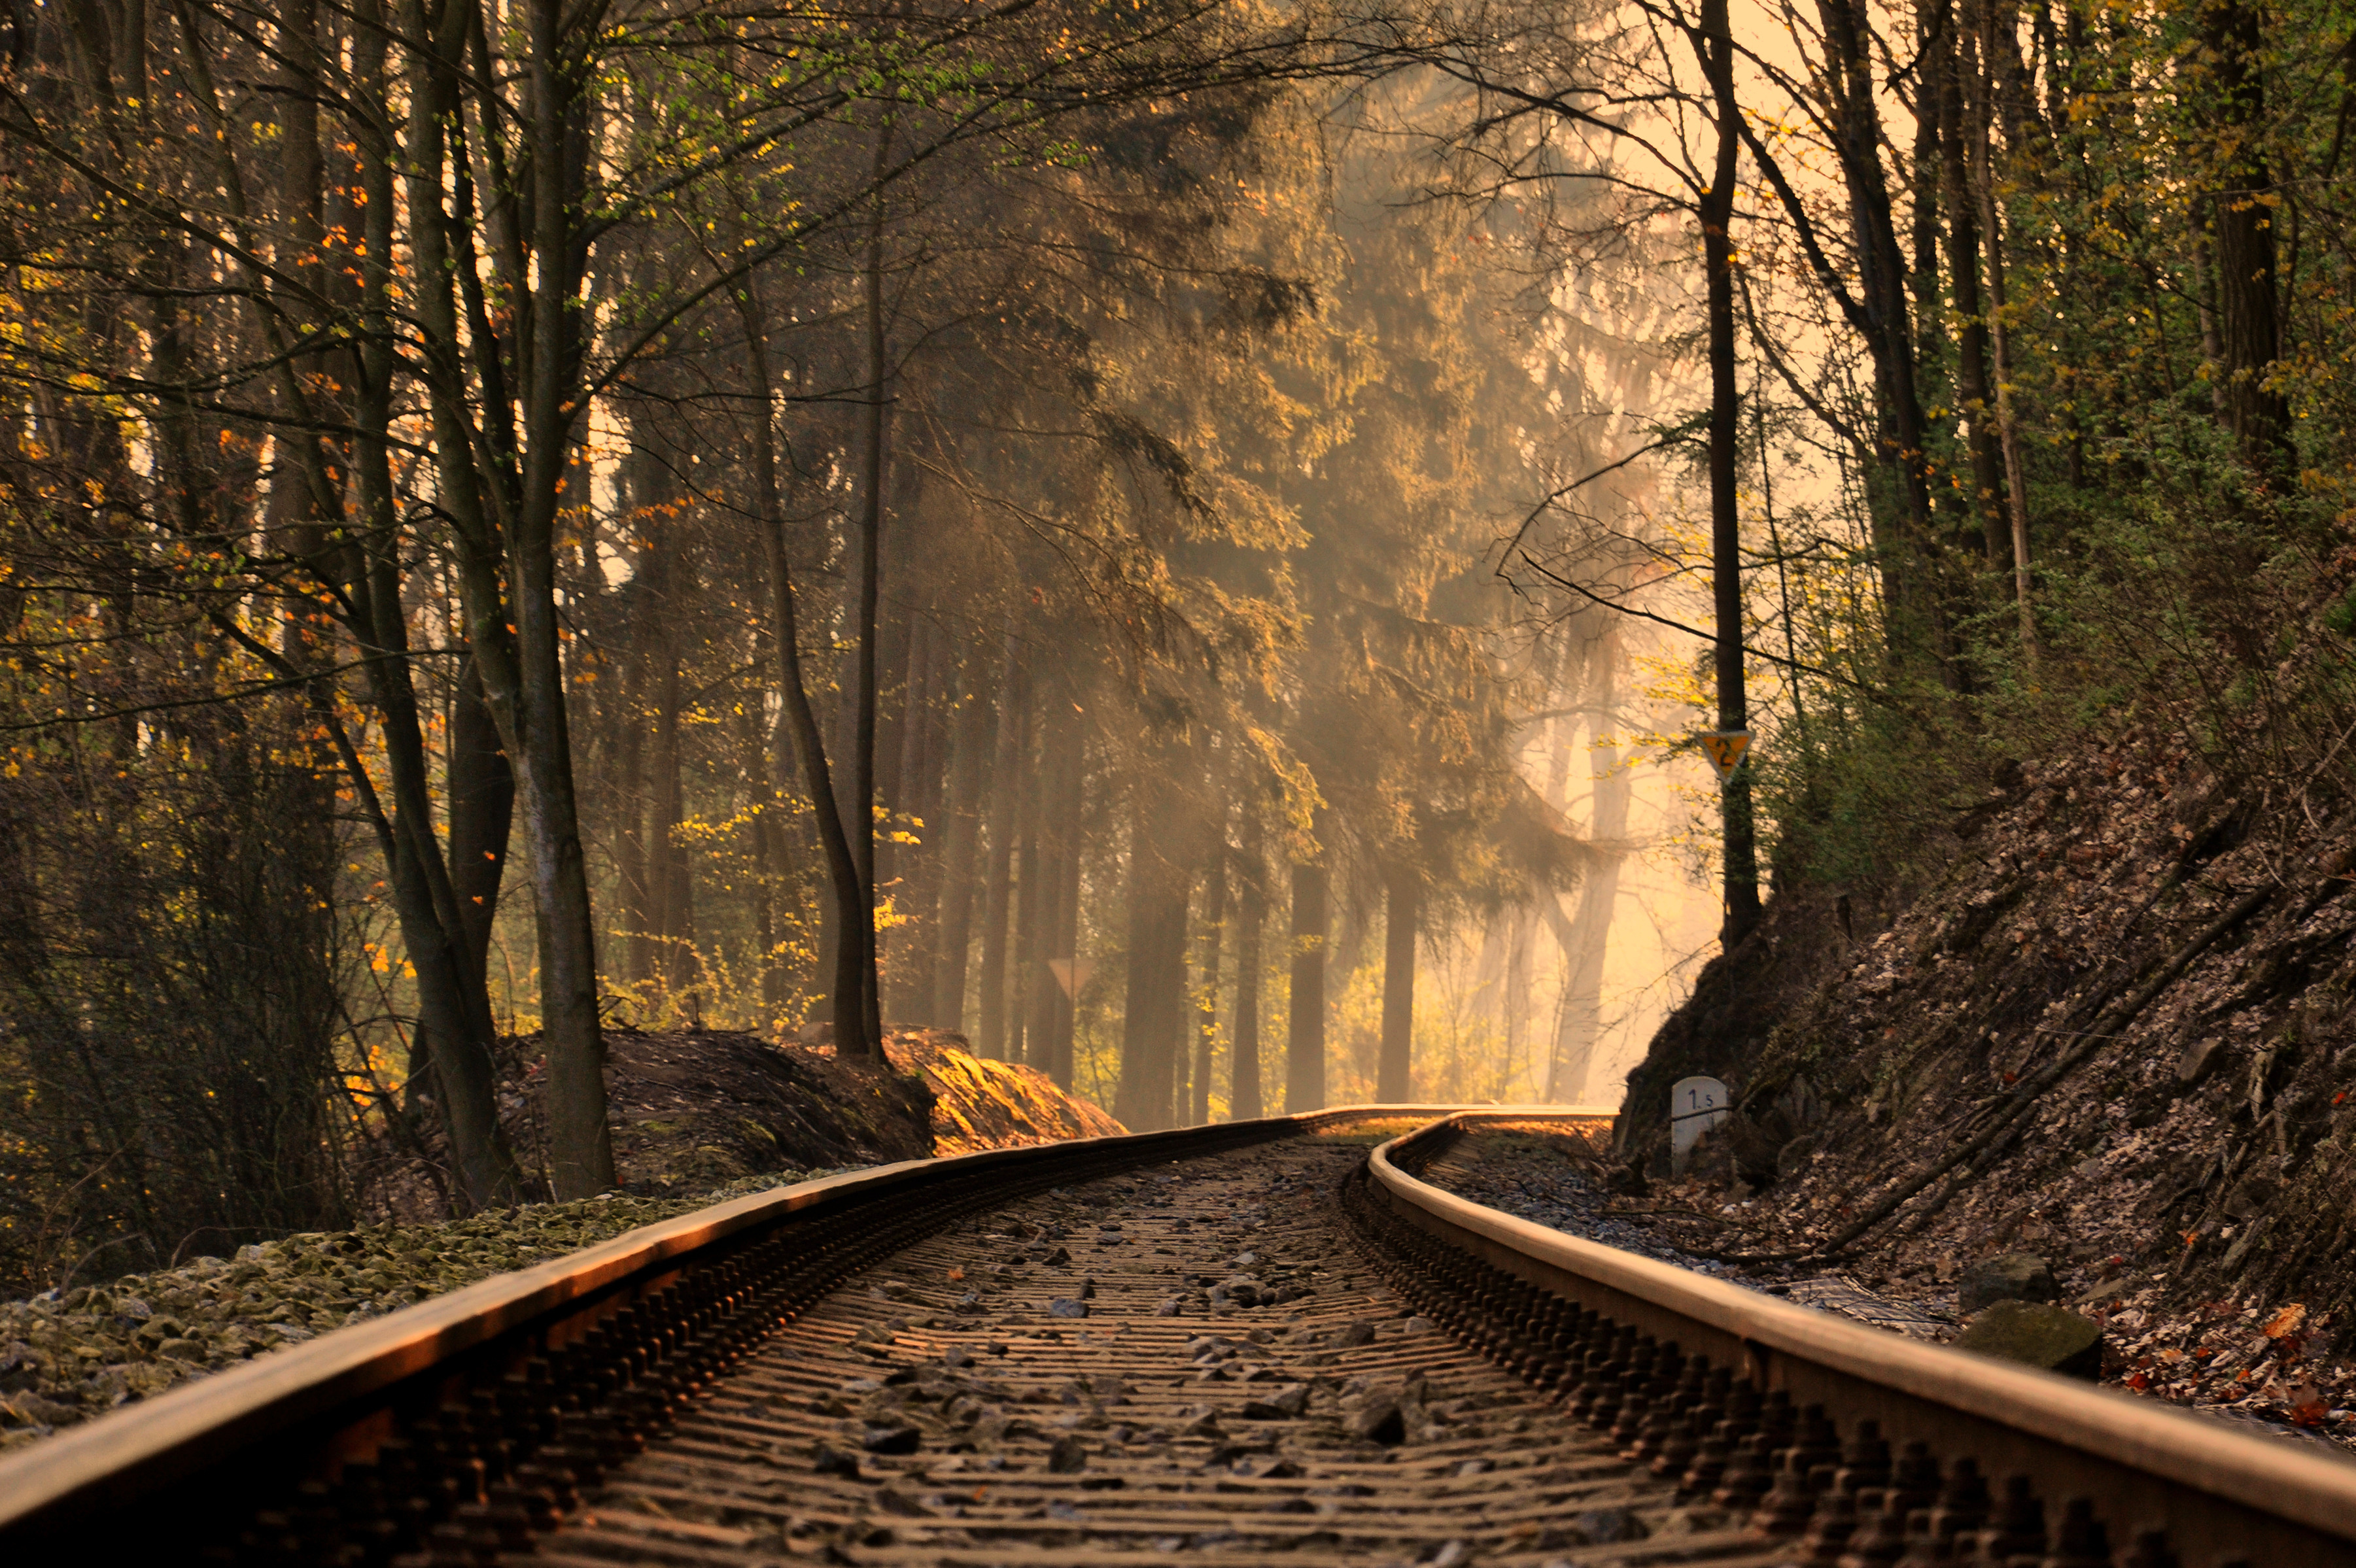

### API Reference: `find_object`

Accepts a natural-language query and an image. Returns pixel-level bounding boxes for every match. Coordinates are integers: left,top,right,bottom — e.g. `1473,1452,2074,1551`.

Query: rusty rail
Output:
1362,1110,2356,1567
0,1104,1536,1555
0,1102,2342,1567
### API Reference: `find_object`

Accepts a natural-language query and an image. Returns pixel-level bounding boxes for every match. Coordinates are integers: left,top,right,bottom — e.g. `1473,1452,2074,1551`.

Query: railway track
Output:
3,1107,2354,1566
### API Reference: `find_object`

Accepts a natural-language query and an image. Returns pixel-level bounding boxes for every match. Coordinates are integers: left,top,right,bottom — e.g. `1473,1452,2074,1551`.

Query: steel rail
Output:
0,1102,1578,1554
1364,1110,2356,1568
7,1102,2344,1567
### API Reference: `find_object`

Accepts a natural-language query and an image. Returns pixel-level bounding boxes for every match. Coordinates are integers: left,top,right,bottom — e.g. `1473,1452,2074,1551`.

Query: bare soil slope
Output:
1611,737,2356,1437
374,1028,1124,1216
883,1029,1126,1153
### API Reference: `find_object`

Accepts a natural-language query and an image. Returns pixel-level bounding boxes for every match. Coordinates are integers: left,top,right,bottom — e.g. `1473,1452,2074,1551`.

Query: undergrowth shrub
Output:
0,720,364,1296
1756,439,2356,901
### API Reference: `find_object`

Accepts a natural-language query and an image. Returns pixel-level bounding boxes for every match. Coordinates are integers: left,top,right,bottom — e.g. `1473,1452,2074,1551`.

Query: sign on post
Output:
1700,730,1752,783
1670,1075,1731,1175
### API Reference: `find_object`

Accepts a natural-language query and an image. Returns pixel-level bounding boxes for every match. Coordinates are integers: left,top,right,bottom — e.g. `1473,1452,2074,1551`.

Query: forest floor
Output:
0,1031,1120,1454
1419,1133,1956,1338
1591,734,2356,1456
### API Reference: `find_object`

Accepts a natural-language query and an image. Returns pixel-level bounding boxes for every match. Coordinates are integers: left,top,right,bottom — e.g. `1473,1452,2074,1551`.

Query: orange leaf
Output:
946,1267,965,1282
2264,1304,2308,1340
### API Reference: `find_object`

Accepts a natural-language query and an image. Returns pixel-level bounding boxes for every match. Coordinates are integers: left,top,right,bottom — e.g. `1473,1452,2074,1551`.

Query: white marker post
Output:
1669,1075,1731,1175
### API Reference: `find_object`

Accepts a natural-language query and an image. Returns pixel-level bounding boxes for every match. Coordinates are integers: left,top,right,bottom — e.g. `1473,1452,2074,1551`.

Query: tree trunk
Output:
1012,758,1045,1068
338,587,520,1212
1024,694,1075,1069
733,276,875,1068
1937,0,2009,566
2196,0,2292,470
1192,845,1226,1125
930,653,994,1032
1377,860,1418,1102
1814,0,1941,651
381,0,534,1206
507,0,616,1196
1230,821,1266,1121
344,24,522,1208
2194,232,2228,413
977,655,1026,1060
835,116,894,1057
1699,0,1761,945
1115,793,1189,1131
869,596,913,1004
889,619,943,1023
614,450,676,989
446,658,513,987
1048,726,1085,1089
1970,0,2040,656
628,466,695,998
1909,0,1946,367
1503,904,1534,1089
732,673,785,1020
1542,632,1631,1103
1285,853,1327,1112
1170,871,1192,1123
649,638,694,997
611,668,649,989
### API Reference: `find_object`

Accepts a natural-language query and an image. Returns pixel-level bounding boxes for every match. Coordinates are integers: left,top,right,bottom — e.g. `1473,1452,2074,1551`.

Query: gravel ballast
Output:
0,1168,843,1453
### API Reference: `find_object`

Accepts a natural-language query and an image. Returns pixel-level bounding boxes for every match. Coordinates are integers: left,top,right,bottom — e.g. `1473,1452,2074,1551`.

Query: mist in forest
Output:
17,0,2312,1293
0,0,1774,1283
0,0,1738,1274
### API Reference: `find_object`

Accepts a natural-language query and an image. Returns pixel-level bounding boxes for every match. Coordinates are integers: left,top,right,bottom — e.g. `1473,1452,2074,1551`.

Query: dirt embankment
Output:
1609,738,2356,1438
375,1028,1124,1217
883,1031,1126,1153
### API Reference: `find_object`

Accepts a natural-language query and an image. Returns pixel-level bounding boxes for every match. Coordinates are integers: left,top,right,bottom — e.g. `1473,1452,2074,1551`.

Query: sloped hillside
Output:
371,1028,1124,1216
1611,734,2356,1433
884,1030,1127,1153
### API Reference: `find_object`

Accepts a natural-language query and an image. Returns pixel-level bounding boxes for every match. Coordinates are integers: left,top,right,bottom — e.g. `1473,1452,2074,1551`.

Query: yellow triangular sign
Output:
1048,957,1098,998
1700,730,1752,783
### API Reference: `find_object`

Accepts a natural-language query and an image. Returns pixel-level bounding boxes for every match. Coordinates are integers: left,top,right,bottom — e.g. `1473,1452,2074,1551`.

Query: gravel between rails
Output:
532,1137,1779,1567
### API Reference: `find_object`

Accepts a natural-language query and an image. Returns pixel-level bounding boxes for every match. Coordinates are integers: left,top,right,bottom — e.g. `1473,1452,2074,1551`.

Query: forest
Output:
1,0,2350,1297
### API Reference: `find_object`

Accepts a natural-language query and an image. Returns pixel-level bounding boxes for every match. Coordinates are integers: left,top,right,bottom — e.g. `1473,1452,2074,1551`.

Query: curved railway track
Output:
2,1106,2352,1566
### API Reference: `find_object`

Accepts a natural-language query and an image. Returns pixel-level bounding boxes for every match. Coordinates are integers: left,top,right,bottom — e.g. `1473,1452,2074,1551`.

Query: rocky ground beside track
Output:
0,1172,848,1454
1432,1127,2356,1458
1417,1133,1957,1340
1593,738,2356,1457
1,1030,1123,1456
373,1026,1119,1219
